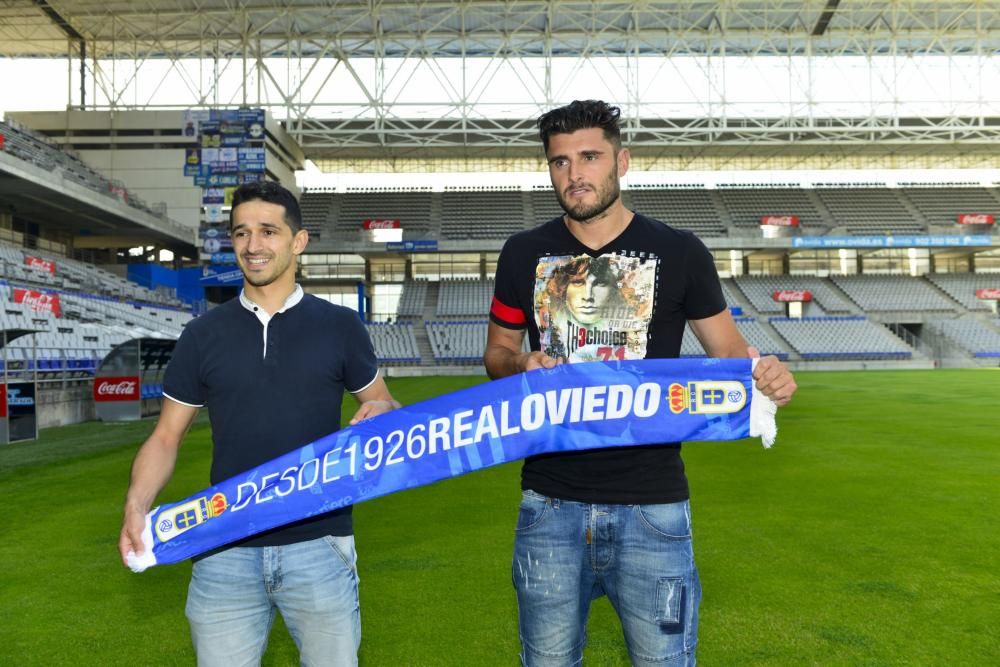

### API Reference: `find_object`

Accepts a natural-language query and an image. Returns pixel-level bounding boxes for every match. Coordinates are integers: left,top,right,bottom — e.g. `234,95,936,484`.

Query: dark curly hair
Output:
537,100,623,153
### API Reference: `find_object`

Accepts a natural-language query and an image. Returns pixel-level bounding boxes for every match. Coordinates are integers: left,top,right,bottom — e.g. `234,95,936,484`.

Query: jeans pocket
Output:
636,501,692,540
322,534,357,572
514,490,550,532
654,576,684,626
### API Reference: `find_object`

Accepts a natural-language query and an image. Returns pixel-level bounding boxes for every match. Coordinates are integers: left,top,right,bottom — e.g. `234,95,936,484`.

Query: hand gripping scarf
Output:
127,358,777,572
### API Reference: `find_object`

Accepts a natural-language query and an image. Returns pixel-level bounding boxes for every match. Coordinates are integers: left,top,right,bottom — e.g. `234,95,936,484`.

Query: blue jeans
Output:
513,491,701,666
185,535,361,667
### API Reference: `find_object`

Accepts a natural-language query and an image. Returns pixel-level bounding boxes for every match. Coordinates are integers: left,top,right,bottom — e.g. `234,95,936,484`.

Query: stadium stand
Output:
927,317,1000,357
299,190,334,239
770,316,914,359
333,188,434,239
425,320,488,363
681,318,789,359
396,280,429,317
904,186,1000,230
0,119,167,219
1,241,184,307
735,276,857,314
628,186,728,237
367,322,421,365
925,273,1000,311
814,187,926,235
436,278,494,317
440,189,527,240
717,186,830,232
0,238,193,378
831,275,960,312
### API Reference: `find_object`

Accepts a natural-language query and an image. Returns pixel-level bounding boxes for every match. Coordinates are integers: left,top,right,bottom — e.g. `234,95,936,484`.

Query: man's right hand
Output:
118,503,148,567
518,351,565,372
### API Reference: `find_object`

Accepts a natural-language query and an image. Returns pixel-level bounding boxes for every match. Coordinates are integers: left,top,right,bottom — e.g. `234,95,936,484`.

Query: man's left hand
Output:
349,399,400,425
748,346,797,407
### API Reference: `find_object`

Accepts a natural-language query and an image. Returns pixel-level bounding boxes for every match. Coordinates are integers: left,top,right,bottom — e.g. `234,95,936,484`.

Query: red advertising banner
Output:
13,288,62,317
957,214,995,225
0,384,7,419
24,255,56,274
761,215,799,226
362,219,401,230
773,290,812,302
975,288,1000,300
93,376,141,402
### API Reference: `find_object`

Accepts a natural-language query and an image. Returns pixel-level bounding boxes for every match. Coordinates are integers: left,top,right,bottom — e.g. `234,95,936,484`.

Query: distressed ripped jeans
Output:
513,491,701,666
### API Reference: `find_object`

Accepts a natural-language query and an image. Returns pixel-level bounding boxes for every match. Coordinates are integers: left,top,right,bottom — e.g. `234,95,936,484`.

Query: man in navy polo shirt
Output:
119,181,399,666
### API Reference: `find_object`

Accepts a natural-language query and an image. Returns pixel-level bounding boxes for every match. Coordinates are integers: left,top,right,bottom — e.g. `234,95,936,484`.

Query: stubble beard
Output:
557,166,621,224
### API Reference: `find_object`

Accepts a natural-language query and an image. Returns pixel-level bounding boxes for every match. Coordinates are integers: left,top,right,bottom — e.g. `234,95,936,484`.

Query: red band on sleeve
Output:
490,296,527,326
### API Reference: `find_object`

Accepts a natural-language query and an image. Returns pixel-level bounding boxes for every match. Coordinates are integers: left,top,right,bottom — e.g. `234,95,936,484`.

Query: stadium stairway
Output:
414,281,441,365
324,193,342,239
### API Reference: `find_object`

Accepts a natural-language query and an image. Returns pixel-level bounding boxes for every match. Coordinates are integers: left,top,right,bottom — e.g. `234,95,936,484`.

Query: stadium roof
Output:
5,1,1000,58
4,1,1000,164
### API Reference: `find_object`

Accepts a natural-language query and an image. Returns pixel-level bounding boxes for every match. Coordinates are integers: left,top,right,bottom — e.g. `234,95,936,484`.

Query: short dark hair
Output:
229,180,302,233
537,100,623,153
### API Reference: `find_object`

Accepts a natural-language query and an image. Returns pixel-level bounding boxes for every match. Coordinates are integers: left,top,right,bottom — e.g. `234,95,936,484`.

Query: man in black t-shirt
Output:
485,100,797,666
118,181,400,666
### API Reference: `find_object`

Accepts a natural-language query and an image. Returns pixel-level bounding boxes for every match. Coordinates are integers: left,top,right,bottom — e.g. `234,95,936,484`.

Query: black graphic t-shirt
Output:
491,213,726,503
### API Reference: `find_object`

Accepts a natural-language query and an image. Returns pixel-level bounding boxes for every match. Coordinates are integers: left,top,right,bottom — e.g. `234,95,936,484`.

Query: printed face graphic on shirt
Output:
534,253,658,363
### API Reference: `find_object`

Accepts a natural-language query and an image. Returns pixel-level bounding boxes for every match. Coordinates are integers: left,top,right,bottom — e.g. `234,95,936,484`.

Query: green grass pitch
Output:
0,370,997,665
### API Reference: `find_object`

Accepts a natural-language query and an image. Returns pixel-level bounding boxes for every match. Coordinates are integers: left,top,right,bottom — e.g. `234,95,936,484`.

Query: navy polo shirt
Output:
163,286,379,546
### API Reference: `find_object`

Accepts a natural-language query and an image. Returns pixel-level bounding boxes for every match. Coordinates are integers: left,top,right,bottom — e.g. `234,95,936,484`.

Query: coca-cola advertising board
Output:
772,290,812,302
362,219,401,230
957,214,995,225
761,215,799,226
24,255,57,274
13,288,62,317
93,376,141,402
975,288,1000,300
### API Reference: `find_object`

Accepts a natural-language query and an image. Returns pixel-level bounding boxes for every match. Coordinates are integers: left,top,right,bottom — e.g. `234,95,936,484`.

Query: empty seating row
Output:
440,191,528,240
831,275,959,312
366,322,420,364
396,280,430,317
436,279,494,317
0,120,168,220
0,240,185,308
335,190,434,237
426,321,488,362
734,276,856,314
680,318,789,359
770,316,913,359
925,273,1000,311
928,317,1000,357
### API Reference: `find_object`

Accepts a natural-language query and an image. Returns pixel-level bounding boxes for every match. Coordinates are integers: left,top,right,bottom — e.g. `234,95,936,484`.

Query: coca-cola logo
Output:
362,219,401,230
94,377,141,402
975,288,1000,300
957,214,995,225
761,215,799,226
25,256,56,273
773,290,812,302
13,288,62,316
22,293,54,309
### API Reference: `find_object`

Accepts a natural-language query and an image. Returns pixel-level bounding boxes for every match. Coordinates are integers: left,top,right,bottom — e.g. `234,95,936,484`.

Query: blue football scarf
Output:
127,358,777,572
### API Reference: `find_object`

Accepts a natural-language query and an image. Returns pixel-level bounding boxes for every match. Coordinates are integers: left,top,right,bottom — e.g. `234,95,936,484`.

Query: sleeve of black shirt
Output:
490,237,529,330
683,234,728,320
162,325,206,407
